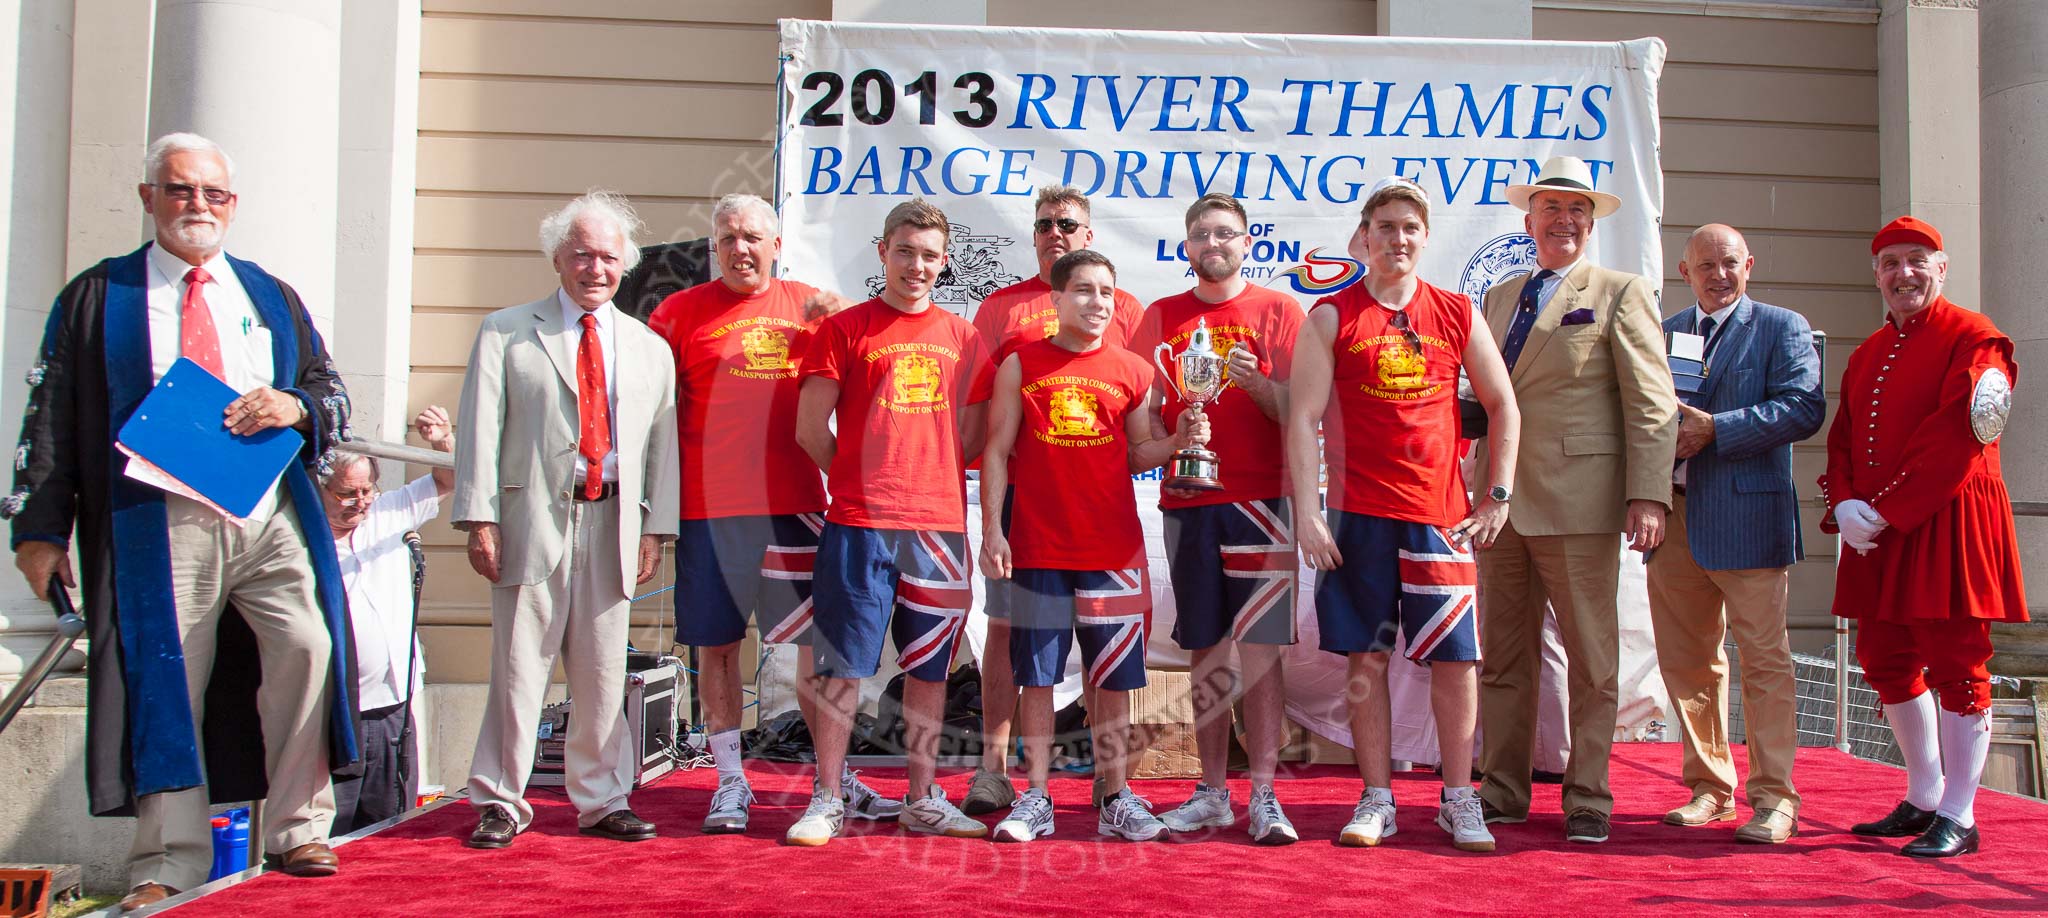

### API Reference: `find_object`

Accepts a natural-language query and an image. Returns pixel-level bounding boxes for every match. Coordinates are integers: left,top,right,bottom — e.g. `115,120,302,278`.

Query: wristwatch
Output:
1487,485,1511,502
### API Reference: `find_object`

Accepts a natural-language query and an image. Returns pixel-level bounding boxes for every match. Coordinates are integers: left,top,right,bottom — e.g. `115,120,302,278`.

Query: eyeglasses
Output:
330,486,380,509
1033,218,1085,235
1189,228,1246,244
1388,309,1423,354
148,182,235,206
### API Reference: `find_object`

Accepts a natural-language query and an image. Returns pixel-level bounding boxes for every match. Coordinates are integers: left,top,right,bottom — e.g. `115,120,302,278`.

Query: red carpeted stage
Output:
160,745,2048,916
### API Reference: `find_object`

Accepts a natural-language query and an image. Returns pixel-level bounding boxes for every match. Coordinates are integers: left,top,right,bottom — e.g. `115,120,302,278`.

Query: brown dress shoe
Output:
120,882,179,912
580,808,658,841
1664,795,1738,826
265,841,341,877
1735,806,1798,844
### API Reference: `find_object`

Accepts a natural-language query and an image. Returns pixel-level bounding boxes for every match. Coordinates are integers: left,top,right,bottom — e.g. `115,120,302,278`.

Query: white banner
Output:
776,21,1666,313
771,21,1673,741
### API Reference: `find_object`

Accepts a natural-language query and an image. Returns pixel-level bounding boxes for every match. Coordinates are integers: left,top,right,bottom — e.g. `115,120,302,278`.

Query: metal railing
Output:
333,436,453,470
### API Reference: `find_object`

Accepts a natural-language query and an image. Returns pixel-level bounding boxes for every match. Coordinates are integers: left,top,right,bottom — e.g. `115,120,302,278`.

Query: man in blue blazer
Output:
1648,224,1824,844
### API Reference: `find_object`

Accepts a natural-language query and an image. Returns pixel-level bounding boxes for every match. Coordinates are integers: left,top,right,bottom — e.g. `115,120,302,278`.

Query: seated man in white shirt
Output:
322,406,455,833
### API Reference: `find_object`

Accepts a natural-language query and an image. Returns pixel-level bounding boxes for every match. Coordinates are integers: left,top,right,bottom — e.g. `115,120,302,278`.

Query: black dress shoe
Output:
581,808,657,842
1900,815,1980,858
467,804,519,849
1851,801,1937,837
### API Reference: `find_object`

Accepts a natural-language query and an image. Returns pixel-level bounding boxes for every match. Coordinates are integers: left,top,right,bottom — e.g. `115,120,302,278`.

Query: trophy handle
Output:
1217,339,1242,394
1153,342,1182,402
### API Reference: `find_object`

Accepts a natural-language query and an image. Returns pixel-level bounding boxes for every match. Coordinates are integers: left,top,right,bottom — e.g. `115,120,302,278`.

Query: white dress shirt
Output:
336,476,443,710
145,243,282,519
558,290,620,483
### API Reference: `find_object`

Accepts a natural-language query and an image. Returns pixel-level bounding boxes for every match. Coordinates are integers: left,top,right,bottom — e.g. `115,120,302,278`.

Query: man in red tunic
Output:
1822,215,2027,858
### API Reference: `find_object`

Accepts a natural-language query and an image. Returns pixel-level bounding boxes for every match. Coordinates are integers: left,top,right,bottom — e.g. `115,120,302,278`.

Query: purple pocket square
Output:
1560,308,1596,326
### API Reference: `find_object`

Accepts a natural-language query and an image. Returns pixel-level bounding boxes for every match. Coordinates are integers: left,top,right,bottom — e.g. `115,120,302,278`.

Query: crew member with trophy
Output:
1288,177,1519,851
1133,193,1307,844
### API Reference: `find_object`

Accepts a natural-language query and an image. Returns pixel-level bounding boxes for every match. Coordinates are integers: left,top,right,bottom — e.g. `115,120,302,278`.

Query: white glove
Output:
1836,499,1887,549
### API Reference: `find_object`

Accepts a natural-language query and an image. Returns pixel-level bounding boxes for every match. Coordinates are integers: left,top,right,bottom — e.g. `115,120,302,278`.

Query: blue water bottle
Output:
208,806,251,881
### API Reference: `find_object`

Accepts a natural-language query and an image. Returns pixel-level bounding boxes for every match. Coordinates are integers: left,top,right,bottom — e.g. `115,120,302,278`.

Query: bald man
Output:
1647,225,1824,844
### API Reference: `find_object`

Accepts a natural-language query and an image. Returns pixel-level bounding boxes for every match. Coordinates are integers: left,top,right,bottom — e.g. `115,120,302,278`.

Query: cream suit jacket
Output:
452,294,680,587
1474,260,1678,536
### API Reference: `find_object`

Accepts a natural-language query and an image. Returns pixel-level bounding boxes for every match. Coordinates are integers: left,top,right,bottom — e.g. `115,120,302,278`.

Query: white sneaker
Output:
701,774,754,834
992,789,1055,842
784,788,844,847
901,784,989,838
842,769,903,821
1438,788,1497,852
1098,790,1169,841
1339,788,1398,847
1159,784,1234,832
1247,784,1298,845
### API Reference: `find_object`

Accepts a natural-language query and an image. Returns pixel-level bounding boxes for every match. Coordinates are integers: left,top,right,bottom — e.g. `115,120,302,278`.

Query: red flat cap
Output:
1872,215,1942,255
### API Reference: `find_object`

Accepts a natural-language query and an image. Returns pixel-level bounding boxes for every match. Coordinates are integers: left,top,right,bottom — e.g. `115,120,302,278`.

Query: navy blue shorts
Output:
1162,498,1297,650
674,513,825,647
1314,510,1480,663
1001,568,1150,691
811,522,970,681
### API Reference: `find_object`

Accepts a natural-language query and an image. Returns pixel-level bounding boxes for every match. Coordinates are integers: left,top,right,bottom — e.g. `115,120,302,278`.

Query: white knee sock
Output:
711,729,744,779
1884,693,1943,810
1936,708,1991,828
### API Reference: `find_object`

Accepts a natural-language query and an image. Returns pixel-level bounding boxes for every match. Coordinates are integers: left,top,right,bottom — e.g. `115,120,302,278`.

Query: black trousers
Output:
333,701,418,834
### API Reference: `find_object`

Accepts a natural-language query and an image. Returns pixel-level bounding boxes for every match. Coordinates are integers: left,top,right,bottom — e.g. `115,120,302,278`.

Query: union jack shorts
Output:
1314,510,1480,663
1161,497,1298,650
674,513,825,647
1001,567,1151,691
811,522,971,681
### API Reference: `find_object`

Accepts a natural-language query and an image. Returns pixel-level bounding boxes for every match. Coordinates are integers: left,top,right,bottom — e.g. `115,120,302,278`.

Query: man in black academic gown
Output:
6,132,359,912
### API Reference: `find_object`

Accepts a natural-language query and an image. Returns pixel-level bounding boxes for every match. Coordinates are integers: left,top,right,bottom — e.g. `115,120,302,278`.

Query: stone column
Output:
335,0,420,449
1377,0,1530,39
1980,0,2048,639
1877,0,1979,309
64,0,153,277
148,0,343,333
0,0,81,677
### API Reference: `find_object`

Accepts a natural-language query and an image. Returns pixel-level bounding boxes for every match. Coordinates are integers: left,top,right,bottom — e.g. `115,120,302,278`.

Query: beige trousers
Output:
1646,494,1800,814
131,493,337,891
467,497,635,830
1478,522,1622,817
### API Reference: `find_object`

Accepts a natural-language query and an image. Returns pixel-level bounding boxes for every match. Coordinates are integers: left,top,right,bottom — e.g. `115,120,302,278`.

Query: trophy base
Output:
1164,449,1223,492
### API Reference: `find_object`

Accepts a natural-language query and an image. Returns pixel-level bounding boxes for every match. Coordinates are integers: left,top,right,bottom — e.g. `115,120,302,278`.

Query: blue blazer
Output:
1663,296,1825,570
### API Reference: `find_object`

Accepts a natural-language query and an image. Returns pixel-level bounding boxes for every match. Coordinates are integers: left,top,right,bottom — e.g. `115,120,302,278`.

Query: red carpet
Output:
168,746,2048,916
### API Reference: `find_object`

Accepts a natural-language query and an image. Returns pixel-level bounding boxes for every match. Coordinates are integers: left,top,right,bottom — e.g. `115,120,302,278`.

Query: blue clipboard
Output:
116,358,304,518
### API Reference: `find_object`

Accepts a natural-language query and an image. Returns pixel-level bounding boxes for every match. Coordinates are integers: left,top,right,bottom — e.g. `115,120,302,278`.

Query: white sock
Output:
1884,693,1943,809
1936,708,1991,828
1441,784,1474,803
710,729,743,779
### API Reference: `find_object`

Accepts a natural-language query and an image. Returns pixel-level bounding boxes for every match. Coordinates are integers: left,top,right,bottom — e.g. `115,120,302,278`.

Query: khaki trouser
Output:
1478,522,1621,817
467,497,635,830
131,493,337,891
1646,494,1800,814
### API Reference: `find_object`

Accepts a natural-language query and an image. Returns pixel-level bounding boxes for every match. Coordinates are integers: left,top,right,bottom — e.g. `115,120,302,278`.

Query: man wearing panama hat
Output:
1470,155,1678,844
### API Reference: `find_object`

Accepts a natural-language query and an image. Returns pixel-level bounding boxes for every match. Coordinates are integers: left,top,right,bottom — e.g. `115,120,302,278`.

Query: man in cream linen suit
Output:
1471,156,1678,845
453,191,680,849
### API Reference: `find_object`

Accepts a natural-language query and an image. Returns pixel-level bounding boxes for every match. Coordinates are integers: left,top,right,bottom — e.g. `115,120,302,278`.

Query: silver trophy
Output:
1153,317,1233,491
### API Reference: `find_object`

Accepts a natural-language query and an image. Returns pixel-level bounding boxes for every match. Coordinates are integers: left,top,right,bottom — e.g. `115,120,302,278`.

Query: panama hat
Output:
1507,156,1622,219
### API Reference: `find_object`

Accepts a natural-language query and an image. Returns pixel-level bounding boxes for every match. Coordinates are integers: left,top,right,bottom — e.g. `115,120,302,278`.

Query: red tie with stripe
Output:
577,313,612,499
181,267,225,378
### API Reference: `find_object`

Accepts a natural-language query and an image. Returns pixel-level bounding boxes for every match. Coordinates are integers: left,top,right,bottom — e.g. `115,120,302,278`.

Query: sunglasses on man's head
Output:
1034,218,1085,235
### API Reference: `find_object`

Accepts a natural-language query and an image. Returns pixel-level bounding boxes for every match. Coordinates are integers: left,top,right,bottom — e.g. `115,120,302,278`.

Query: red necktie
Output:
577,313,613,499
181,267,225,378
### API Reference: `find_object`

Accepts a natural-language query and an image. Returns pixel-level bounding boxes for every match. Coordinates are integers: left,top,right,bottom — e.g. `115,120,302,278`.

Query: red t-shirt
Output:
801,298,991,532
1317,281,1474,526
1004,339,1154,571
1131,285,1305,509
647,278,827,520
971,275,1146,361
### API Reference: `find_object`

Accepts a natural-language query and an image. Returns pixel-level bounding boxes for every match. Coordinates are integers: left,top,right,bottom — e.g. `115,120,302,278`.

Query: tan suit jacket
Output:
452,294,680,587
1475,261,1678,535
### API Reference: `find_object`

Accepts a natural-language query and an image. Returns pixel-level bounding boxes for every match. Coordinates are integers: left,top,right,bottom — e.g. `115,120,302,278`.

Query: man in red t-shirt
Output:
789,199,993,846
978,250,1201,843
1289,178,1519,852
1131,193,1306,844
645,193,898,836
962,184,1146,816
